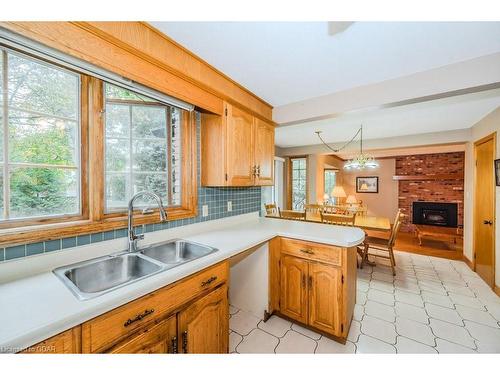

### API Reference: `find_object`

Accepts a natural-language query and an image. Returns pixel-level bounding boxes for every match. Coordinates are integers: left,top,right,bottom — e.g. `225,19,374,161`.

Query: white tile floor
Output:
229,251,500,353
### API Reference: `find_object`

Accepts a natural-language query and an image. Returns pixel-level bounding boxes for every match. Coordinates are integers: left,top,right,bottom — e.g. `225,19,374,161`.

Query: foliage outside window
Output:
104,83,183,211
324,169,336,197
0,49,80,221
0,45,197,245
291,158,307,210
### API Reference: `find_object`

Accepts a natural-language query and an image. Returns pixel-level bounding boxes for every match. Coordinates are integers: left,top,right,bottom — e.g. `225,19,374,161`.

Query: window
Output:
290,157,307,210
324,169,336,197
0,41,197,244
104,83,183,211
0,49,81,222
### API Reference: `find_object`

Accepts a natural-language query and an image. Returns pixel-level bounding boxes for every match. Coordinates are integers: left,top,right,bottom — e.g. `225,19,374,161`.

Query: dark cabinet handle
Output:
182,330,188,353
300,249,314,255
123,309,155,327
171,336,178,354
483,220,493,225
201,276,217,287
308,276,313,290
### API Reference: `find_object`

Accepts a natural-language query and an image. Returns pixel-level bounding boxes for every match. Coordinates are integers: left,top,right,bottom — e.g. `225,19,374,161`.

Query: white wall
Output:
342,159,399,222
463,107,500,286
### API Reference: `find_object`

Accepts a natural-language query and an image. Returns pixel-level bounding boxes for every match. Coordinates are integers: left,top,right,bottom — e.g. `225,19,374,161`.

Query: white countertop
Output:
0,214,364,353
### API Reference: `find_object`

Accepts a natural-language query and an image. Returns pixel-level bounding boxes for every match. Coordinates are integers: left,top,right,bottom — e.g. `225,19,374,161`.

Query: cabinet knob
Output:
483,220,493,225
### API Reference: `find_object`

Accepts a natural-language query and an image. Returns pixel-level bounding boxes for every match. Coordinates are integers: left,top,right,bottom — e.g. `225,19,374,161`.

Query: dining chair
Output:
320,212,356,226
359,212,404,276
280,209,306,221
264,203,281,217
305,204,323,214
323,205,348,215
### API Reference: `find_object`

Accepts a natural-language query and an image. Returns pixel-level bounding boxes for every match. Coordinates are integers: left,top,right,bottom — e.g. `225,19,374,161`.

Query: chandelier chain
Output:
315,127,362,153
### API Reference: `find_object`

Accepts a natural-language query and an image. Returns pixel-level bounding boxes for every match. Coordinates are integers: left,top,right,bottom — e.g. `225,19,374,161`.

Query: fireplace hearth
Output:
412,202,458,228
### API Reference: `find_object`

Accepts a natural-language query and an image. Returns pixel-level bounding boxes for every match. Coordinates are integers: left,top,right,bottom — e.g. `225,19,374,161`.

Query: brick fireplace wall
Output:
396,152,465,232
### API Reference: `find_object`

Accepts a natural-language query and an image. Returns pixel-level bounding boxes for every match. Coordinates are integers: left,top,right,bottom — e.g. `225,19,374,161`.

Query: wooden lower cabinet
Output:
21,261,229,354
273,238,356,341
21,327,81,354
280,255,308,324
108,315,177,354
178,285,229,354
308,262,341,336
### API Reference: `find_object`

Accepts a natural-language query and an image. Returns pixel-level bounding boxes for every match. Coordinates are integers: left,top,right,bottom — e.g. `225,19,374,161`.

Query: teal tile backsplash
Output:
0,113,261,262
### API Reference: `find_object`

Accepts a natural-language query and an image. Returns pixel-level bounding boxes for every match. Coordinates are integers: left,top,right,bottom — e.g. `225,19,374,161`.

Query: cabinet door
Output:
280,255,308,324
225,103,255,186
178,285,229,354
308,262,342,336
109,315,177,354
254,118,275,186
21,327,81,354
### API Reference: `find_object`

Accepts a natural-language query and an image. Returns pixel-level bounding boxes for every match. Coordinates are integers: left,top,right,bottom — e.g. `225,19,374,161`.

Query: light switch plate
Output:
227,201,232,212
202,205,208,217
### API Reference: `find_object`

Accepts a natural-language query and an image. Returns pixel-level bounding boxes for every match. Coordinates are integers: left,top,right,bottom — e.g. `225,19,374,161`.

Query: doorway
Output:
473,133,496,287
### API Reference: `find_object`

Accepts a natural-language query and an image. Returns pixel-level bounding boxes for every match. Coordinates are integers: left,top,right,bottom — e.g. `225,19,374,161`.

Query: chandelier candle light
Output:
315,125,379,170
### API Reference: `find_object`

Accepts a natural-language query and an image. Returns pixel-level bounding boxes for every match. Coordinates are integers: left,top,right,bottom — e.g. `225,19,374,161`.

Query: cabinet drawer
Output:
82,261,228,353
280,237,342,266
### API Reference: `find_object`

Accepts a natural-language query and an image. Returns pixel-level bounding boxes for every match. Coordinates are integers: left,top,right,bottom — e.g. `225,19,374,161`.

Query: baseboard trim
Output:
463,256,500,296
462,255,474,271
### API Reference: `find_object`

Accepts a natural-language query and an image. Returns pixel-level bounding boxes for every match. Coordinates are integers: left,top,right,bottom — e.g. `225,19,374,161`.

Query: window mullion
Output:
166,106,172,206
128,105,133,202
2,50,9,219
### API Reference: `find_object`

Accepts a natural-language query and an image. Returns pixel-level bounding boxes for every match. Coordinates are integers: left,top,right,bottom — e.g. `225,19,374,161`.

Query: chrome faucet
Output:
128,191,168,252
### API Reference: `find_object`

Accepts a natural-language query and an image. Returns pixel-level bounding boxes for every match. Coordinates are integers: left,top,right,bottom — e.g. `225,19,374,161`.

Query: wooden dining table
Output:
268,211,391,232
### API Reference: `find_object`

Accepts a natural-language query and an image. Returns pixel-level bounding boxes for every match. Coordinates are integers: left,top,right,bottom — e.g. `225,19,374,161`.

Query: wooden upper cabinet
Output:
201,102,275,187
178,285,229,354
226,103,255,186
280,255,309,324
308,262,341,336
253,117,275,186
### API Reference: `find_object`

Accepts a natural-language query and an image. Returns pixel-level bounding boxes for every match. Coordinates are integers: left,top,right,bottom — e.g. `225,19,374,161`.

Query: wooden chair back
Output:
392,209,402,226
305,204,323,214
388,212,404,247
321,212,356,226
264,203,280,217
323,205,348,215
280,209,306,221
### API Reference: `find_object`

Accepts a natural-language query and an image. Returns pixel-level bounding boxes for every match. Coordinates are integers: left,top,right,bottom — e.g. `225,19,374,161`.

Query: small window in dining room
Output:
104,83,183,211
290,157,307,210
324,169,336,197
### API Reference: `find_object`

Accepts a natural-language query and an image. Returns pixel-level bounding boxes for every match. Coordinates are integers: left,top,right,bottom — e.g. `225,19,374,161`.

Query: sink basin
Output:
141,239,218,265
54,253,162,300
54,239,218,300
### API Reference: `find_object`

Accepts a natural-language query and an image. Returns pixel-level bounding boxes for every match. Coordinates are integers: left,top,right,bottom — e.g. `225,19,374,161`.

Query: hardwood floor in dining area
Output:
365,230,464,261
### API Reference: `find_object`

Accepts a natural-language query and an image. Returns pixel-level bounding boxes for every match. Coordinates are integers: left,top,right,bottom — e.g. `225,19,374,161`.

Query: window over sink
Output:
104,83,184,212
0,48,81,222
0,40,197,245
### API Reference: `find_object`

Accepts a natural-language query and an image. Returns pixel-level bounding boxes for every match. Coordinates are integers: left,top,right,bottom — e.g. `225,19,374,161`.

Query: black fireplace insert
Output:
412,202,458,228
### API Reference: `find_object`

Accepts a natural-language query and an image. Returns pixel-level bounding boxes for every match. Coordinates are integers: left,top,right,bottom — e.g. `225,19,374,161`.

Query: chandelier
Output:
315,125,379,170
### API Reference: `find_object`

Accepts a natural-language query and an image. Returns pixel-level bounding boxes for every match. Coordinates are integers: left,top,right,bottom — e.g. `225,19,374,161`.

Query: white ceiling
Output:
151,22,500,106
274,89,500,147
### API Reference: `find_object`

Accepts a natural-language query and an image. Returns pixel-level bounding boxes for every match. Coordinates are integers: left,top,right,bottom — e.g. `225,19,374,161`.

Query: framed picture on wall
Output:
356,176,379,193
495,159,500,186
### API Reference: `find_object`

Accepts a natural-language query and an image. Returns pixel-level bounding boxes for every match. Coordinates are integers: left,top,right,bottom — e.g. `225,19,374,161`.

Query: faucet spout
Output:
127,191,168,252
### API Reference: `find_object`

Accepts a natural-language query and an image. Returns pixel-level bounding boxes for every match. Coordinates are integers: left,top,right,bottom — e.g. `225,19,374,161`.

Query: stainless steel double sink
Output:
53,239,218,300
